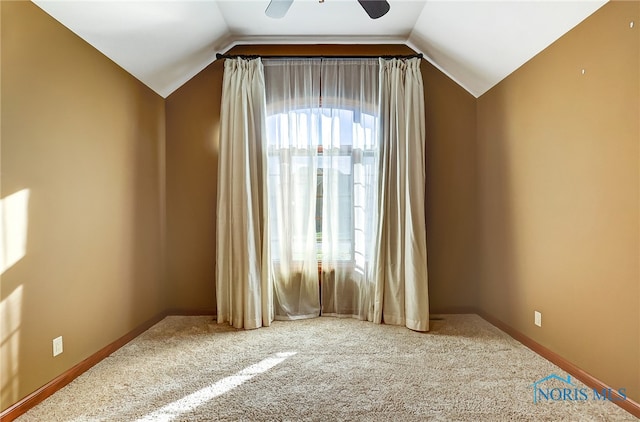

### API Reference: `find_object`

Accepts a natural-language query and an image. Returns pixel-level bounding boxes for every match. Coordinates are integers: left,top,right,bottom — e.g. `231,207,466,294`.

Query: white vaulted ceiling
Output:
32,0,608,98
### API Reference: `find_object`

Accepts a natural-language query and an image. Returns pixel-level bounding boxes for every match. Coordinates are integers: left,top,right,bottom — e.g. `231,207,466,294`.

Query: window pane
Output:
267,107,378,264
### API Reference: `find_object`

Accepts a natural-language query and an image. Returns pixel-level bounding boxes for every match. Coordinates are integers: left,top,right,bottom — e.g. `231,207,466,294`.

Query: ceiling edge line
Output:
220,35,410,47
404,37,482,98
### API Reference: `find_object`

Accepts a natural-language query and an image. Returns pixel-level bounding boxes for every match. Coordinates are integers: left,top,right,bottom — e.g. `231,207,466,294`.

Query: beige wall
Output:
423,58,478,312
477,1,639,402
164,60,222,311
164,43,478,314
1,1,166,411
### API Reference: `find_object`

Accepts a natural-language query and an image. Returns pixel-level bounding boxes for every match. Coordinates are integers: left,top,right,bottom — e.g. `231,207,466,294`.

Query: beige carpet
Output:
16,315,637,421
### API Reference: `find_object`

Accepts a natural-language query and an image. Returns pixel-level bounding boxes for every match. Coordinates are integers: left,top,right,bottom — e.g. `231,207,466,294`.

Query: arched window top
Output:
266,106,378,151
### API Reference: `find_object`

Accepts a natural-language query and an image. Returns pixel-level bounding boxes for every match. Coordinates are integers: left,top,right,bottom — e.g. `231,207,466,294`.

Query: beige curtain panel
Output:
373,58,429,332
216,58,272,329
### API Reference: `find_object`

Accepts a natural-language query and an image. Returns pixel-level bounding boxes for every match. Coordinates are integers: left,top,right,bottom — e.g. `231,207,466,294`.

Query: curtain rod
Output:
215,53,422,60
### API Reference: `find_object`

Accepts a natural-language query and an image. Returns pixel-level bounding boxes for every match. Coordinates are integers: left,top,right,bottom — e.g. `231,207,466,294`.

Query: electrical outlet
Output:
534,311,542,327
53,336,63,357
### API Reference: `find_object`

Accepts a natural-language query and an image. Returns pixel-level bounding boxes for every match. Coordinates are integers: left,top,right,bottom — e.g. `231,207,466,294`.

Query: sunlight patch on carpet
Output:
135,351,297,422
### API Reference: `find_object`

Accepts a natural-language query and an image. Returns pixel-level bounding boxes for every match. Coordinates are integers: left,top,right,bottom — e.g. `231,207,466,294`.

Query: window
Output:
266,107,378,267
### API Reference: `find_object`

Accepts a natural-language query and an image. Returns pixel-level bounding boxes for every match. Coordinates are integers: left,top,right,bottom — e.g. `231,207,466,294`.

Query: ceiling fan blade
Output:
357,0,390,19
265,0,294,19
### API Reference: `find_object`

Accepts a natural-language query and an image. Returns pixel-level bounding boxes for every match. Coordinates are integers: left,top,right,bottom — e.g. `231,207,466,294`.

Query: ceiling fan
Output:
266,0,391,20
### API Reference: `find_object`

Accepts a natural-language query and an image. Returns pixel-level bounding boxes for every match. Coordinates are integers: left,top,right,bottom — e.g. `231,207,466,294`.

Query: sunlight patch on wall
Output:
0,284,24,406
1,189,30,275
136,352,297,422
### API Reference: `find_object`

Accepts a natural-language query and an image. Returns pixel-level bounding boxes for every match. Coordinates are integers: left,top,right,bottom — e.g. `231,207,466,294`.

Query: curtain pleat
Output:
216,58,272,329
